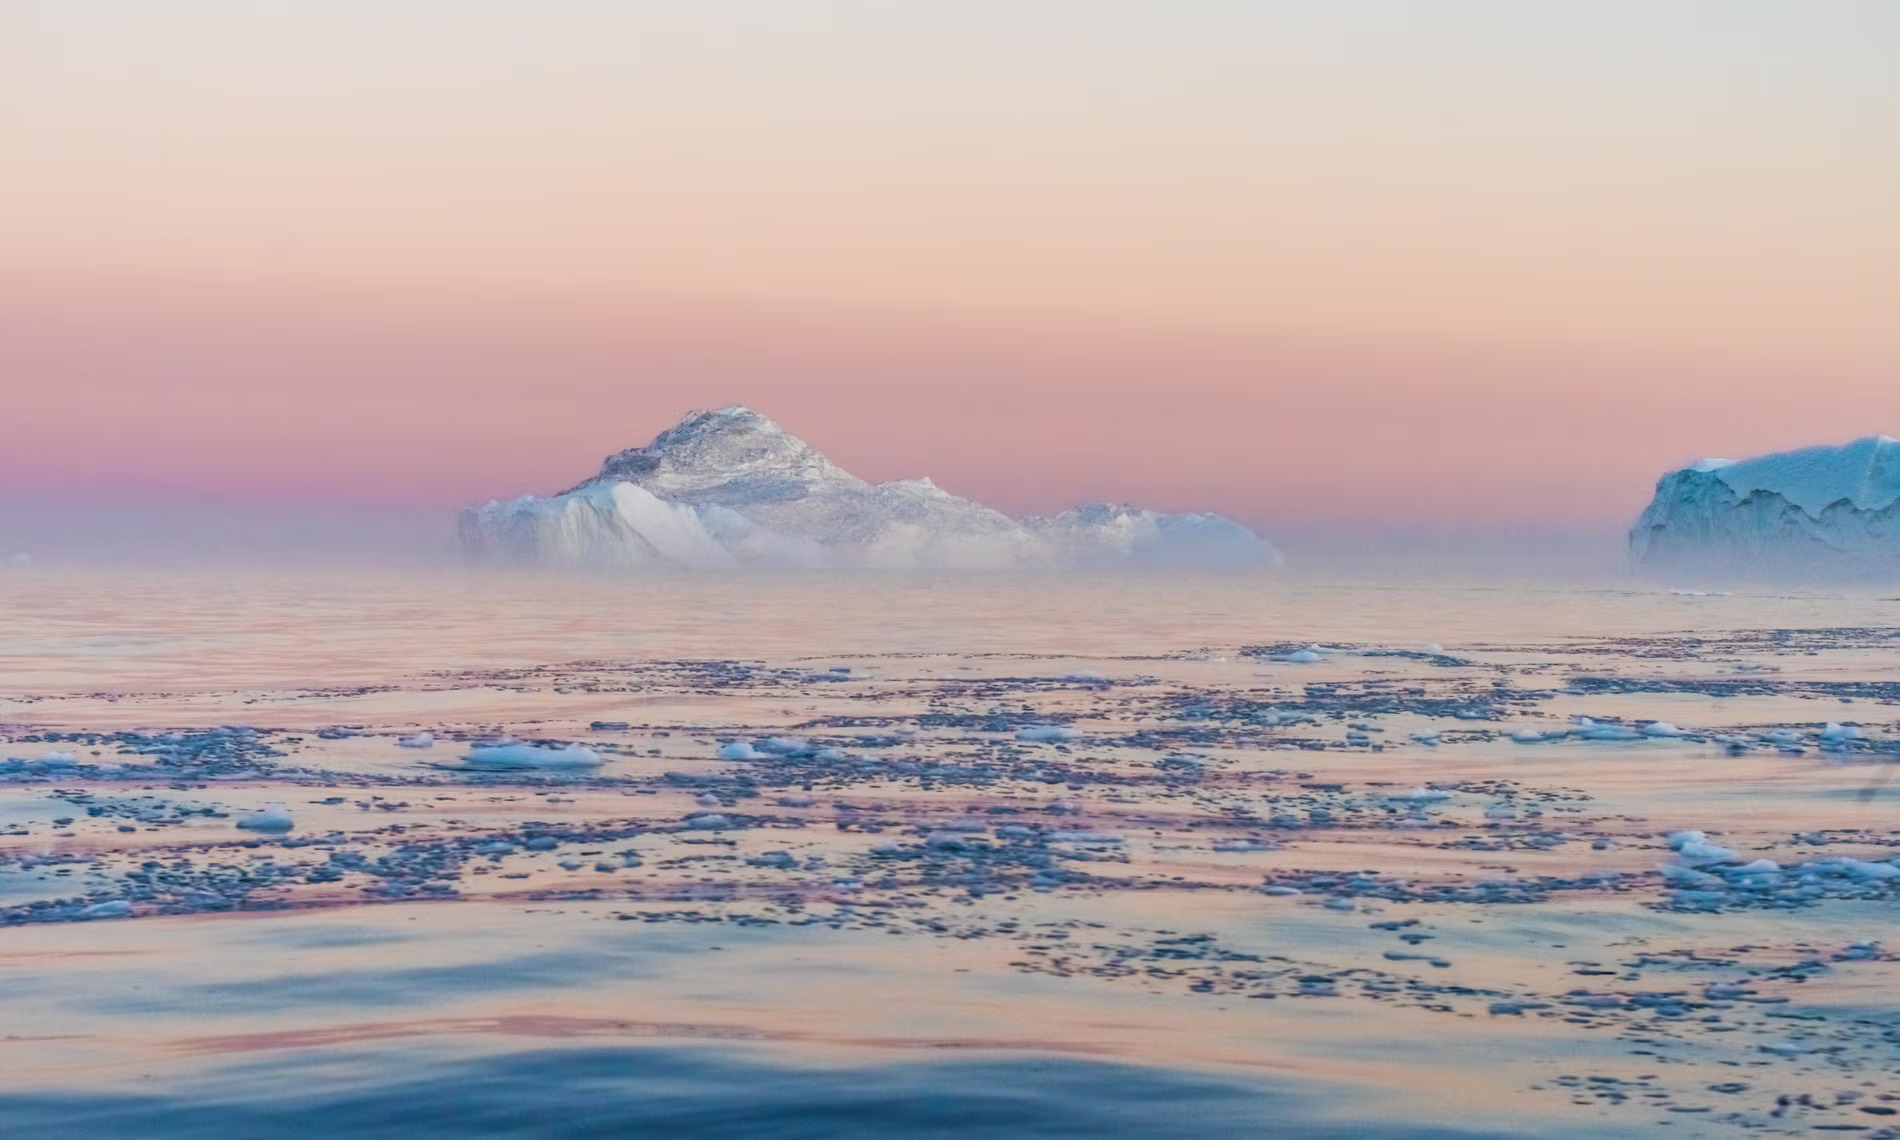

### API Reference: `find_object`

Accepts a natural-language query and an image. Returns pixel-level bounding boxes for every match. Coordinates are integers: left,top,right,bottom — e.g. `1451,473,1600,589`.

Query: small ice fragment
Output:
1063,670,1105,683
718,741,766,760
77,900,131,920
1259,885,1302,896
695,793,723,808
1675,840,1738,866
1661,864,1723,889
1321,897,1355,911
397,732,434,749
775,794,816,808
686,814,730,830
1819,722,1863,742
236,806,295,832
1282,647,1324,664
1423,643,1443,653
1641,722,1687,738
1409,730,1441,746
461,744,602,771
1390,787,1452,803
1045,830,1123,844
1838,858,1900,881
1017,725,1080,742
1575,718,1641,741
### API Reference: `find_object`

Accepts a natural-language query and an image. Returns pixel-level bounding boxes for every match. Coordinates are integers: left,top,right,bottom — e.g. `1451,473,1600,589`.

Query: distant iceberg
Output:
460,406,1280,571
1630,436,1900,578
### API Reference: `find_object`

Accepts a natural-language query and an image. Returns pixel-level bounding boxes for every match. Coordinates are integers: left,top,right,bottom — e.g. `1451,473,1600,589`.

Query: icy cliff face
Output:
1630,436,1900,577
460,407,1280,571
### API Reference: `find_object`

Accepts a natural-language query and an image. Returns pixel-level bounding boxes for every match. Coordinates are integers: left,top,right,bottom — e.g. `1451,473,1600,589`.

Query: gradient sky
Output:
3,1,1896,542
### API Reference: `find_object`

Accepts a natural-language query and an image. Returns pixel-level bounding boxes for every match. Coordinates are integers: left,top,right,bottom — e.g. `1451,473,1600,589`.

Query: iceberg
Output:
1630,436,1900,577
460,406,1279,571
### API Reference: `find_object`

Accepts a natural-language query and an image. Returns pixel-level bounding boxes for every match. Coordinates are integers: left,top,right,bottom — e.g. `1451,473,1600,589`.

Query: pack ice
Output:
459,407,1280,570
1630,436,1900,576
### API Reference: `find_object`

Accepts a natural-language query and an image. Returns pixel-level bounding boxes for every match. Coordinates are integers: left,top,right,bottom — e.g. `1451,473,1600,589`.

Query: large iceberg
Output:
460,407,1280,570
1630,436,1900,577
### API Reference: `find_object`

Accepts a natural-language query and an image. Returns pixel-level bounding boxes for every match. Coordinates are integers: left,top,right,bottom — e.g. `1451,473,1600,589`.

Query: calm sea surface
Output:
0,567,1896,1137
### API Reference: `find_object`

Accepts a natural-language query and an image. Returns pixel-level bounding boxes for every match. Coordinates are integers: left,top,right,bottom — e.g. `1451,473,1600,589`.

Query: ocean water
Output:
1,567,1897,1138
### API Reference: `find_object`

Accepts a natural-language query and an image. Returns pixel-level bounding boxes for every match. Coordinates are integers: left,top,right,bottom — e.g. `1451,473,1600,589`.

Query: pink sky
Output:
3,3,1896,538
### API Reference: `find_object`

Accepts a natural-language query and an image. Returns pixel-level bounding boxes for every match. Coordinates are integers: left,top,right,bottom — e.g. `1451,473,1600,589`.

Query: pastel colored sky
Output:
2,1,1896,540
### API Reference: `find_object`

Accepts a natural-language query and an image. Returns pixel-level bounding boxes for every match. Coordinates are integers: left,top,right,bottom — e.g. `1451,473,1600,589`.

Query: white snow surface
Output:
461,407,1279,570
1630,436,1900,575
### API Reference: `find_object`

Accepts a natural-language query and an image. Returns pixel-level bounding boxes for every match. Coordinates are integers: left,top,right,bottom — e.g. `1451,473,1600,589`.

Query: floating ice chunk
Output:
1423,643,1443,653
1509,728,1550,743
695,792,723,808
1641,721,1688,738
1321,897,1355,911
686,814,731,830
557,858,583,871
1819,722,1864,743
1259,885,1302,896
76,900,131,920
461,744,603,771
757,736,812,755
925,831,977,849
1045,830,1123,844
1756,729,1803,746
237,805,295,832
1017,725,1080,742
1574,718,1641,741
1390,787,1452,803
1212,838,1275,852
1837,858,1900,880
718,741,766,760
1675,840,1738,866
1063,670,1106,683
397,732,435,749
1409,730,1441,746
1280,646,1325,664
1661,864,1723,889
1666,830,1708,849
35,751,77,767
775,794,816,808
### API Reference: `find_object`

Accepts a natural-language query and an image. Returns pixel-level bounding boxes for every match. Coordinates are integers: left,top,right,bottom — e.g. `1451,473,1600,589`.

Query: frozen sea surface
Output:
0,567,1898,1138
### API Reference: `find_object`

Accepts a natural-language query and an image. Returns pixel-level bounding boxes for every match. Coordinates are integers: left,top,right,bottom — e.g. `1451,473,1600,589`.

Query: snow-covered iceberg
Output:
460,407,1279,571
1630,436,1900,578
